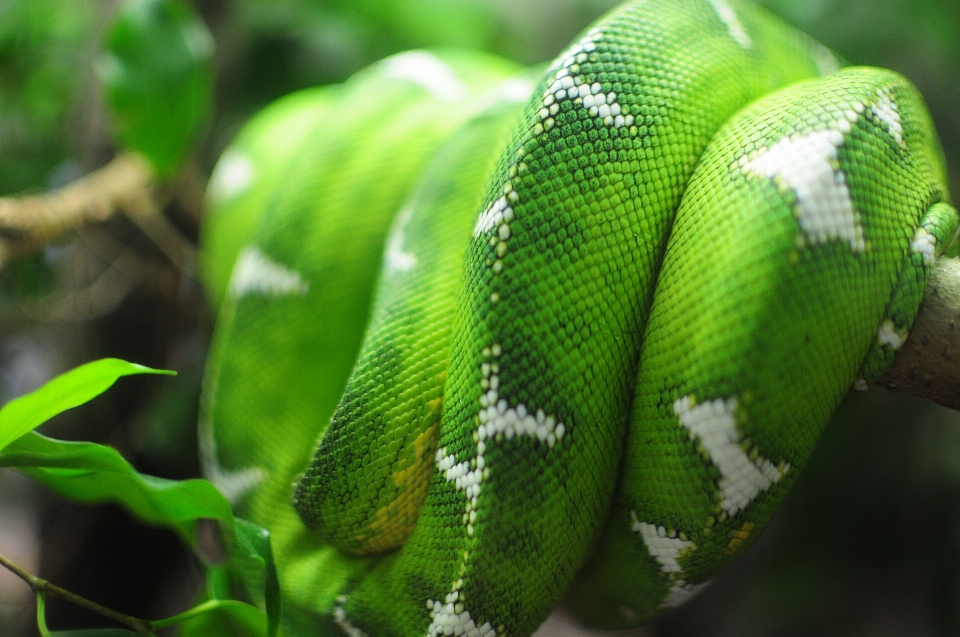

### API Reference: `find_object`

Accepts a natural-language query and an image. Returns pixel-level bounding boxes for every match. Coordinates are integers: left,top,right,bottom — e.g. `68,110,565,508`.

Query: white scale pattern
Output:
674,395,789,517
228,246,309,299
535,28,635,134
385,203,418,273
633,517,693,574
207,245,310,504
632,513,711,609
707,0,752,48
340,72,538,636
739,107,867,254
381,51,468,103
208,149,254,204
871,87,904,146
877,319,905,350
334,597,367,637
910,227,936,265
433,79,574,629
429,345,566,637
425,581,496,637
198,405,266,506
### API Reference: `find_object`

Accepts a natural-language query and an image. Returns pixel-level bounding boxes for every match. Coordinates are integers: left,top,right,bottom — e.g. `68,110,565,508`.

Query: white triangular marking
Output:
228,246,309,299
674,396,789,516
381,51,467,102
739,122,865,253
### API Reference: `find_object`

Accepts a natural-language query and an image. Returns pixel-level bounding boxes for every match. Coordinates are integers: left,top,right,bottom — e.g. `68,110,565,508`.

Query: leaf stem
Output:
150,599,221,629
0,551,157,635
35,591,51,637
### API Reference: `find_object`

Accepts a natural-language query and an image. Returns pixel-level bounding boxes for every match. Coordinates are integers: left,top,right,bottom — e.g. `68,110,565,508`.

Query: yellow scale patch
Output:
358,401,443,552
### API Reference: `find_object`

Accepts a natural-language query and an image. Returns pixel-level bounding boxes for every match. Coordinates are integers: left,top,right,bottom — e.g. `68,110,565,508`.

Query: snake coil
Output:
200,0,958,635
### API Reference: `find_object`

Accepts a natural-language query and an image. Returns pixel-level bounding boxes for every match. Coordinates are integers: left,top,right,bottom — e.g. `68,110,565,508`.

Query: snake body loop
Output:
201,1,957,635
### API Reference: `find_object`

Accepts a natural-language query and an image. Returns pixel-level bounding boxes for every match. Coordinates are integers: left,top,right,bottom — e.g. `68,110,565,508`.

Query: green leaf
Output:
0,431,230,539
232,518,281,636
0,358,174,453
99,0,214,176
1,431,280,634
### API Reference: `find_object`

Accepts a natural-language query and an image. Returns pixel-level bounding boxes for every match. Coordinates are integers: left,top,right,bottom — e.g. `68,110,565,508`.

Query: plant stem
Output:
35,591,51,637
150,599,222,629
0,551,156,635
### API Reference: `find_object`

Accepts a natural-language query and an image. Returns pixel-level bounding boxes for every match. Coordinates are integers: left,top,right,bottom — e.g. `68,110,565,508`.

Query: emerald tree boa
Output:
199,0,957,635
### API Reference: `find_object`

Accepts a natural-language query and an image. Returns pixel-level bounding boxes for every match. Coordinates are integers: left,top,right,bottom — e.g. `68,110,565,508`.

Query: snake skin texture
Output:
200,1,957,635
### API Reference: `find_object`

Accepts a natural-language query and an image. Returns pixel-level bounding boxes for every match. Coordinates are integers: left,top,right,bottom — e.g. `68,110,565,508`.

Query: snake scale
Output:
199,0,958,635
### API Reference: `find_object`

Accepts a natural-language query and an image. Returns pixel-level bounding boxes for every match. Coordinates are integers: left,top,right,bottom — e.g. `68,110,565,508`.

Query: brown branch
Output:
0,551,156,635
880,257,960,410
0,154,155,267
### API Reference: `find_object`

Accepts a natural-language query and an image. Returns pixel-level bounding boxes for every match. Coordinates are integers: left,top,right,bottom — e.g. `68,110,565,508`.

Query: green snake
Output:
198,0,958,634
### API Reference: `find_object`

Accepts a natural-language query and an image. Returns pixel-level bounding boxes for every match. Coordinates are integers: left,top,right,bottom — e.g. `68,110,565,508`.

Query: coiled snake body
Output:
200,0,958,634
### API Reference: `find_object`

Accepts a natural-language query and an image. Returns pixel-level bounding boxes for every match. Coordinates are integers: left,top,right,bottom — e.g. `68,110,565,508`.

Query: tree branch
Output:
0,154,155,267
880,257,960,410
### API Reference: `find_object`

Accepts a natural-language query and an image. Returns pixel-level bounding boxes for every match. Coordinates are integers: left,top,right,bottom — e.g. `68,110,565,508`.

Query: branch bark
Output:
880,257,960,410
0,154,154,267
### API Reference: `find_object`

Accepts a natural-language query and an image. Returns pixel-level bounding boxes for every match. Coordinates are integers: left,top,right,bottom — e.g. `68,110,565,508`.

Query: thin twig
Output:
0,551,157,635
122,187,199,276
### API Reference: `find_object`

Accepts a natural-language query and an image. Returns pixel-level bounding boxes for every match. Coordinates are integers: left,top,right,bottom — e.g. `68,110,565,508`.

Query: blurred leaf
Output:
0,0,96,194
99,0,214,177
232,518,281,635
206,564,235,600
0,358,174,452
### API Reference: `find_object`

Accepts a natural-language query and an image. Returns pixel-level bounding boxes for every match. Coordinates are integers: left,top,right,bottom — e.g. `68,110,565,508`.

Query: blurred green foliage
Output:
100,0,215,177
0,0,96,195
0,0,955,196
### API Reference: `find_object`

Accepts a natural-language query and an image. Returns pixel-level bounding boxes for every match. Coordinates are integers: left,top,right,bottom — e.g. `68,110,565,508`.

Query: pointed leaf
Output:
1,432,229,539
2,432,280,630
0,358,174,453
